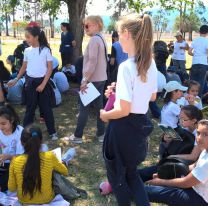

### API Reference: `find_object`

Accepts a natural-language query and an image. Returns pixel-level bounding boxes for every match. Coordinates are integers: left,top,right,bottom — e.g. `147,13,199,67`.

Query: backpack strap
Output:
95,34,108,63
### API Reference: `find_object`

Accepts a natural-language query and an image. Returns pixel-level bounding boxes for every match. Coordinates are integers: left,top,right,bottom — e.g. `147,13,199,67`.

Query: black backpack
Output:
162,127,195,159
157,157,189,179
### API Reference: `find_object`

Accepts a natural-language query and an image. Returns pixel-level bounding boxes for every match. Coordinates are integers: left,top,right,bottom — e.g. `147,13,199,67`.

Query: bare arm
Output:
100,99,131,122
188,47,194,56
36,61,52,92
150,93,157,102
72,40,76,47
169,145,201,162
147,172,200,189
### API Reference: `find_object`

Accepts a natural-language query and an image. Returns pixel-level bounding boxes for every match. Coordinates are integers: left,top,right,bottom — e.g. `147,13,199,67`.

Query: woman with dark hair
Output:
8,125,69,205
60,22,76,68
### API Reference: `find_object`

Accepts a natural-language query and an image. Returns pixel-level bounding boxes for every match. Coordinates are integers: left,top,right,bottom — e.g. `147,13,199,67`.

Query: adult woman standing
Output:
100,14,157,206
60,22,76,68
68,16,107,144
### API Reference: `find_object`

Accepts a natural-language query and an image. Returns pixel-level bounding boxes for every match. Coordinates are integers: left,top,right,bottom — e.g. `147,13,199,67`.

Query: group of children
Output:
0,15,208,206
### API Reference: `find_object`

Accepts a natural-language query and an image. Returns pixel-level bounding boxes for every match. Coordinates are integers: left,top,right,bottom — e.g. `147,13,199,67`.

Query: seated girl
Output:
177,80,202,110
8,125,69,205
0,104,24,192
146,120,208,206
160,81,188,158
139,105,203,183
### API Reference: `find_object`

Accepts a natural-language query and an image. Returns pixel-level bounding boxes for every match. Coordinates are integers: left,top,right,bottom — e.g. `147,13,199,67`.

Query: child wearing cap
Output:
160,81,188,158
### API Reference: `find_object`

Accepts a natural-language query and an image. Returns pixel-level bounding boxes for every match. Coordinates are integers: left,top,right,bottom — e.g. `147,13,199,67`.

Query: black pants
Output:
61,52,73,67
23,76,56,135
103,114,154,206
0,163,10,192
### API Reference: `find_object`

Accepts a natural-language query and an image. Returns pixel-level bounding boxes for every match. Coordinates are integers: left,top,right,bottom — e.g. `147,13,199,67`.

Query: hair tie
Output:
31,131,38,138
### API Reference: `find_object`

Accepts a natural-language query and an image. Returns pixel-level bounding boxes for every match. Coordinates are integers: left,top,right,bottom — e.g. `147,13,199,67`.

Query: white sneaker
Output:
63,134,83,144
62,148,76,166
97,134,105,143
50,133,58,141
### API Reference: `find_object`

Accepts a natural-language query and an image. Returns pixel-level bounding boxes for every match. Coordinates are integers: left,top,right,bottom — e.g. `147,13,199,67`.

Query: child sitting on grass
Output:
8,125,69,205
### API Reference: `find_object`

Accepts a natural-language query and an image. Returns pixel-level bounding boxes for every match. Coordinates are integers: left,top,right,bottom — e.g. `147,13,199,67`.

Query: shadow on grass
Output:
14,86,165,206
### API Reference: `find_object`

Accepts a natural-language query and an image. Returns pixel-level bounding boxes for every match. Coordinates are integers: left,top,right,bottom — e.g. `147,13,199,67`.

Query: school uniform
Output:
103,57,157,206
0,126,24,192
60,32,75,67
23,46,56,135
145,149,208,206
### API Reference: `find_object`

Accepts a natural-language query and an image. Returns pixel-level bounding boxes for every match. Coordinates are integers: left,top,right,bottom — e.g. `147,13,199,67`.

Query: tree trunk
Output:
188,28,192,41
5,12,9,36
66,0,88,63
13,8,16,38
49,15,55,38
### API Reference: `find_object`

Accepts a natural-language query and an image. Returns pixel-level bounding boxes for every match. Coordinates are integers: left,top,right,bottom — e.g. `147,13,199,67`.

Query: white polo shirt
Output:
24,46,53,78
192,149,208,203
190,37,208,65
114,57,158,114
161,102,181,128
172,40,187,61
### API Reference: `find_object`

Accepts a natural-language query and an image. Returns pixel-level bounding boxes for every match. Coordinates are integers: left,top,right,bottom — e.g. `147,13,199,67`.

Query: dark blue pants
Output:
103,114,153,206
0,163,10,192
190,64,208,97
23,76,56,135
146,185,208,206
138,165,157,182
74,81,106,138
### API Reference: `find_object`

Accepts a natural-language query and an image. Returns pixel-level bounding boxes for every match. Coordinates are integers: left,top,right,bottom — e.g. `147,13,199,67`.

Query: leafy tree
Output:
41,0,61,38
107,19,116,33
153,10,168,40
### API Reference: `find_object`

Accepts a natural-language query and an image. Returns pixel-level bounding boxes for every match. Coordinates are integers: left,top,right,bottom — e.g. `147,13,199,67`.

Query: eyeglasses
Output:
83,24,94,29
179,118,190,122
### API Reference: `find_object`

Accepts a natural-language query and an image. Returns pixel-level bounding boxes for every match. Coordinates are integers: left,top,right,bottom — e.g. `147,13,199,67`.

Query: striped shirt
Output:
8,151,68,204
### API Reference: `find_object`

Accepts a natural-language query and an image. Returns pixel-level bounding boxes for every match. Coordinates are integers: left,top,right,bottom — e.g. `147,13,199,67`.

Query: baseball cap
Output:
164,81,188,97
52,57,59,69
174,31,182,37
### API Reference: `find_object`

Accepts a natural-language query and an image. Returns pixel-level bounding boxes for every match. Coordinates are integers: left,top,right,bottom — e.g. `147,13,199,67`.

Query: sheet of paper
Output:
79,82,101,106
52,147,62,162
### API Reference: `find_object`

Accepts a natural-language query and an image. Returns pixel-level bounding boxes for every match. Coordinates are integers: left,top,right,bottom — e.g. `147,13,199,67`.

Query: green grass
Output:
0,38,179,206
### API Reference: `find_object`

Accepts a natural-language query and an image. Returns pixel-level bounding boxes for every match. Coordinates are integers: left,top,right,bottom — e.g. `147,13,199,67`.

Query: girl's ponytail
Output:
21,125,42,199
38,30,51,52
135,14,153,82
118,14,153,82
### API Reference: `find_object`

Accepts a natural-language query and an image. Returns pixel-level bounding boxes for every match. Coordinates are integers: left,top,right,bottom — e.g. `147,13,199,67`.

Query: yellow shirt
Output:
8,151,68,204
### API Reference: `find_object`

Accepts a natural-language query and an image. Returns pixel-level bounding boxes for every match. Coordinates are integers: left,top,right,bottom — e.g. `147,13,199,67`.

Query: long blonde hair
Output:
118,14,153,82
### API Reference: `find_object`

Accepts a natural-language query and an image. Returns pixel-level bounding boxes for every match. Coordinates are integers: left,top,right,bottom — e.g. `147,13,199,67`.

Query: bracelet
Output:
81,77,88,83
14,77,19,82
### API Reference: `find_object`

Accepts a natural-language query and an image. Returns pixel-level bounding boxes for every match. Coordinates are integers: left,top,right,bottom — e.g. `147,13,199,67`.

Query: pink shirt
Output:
83,34,107,82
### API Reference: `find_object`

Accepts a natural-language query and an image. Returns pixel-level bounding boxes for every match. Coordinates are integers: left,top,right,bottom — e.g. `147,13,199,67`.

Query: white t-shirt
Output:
177,94,203,110
24,47,53,78
0,125,24,163
114,57,158,114
53,72,69,93
172,41,187,61
190,37,208,65
161,102,181,128
192,149,208,203
158,71,166,92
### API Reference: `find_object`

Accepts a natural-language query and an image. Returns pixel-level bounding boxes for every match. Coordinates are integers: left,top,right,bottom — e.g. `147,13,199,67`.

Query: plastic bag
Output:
52,172,87,201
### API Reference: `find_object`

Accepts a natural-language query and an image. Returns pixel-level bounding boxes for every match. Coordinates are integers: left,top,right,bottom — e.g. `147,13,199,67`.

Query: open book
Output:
158,124,183,141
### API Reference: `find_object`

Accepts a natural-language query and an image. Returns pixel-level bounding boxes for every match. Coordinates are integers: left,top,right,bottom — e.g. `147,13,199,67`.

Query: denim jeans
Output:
138,165,157,182
172,59,186,73
190,64,208,97
145,185,208,206
74,81,106,138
